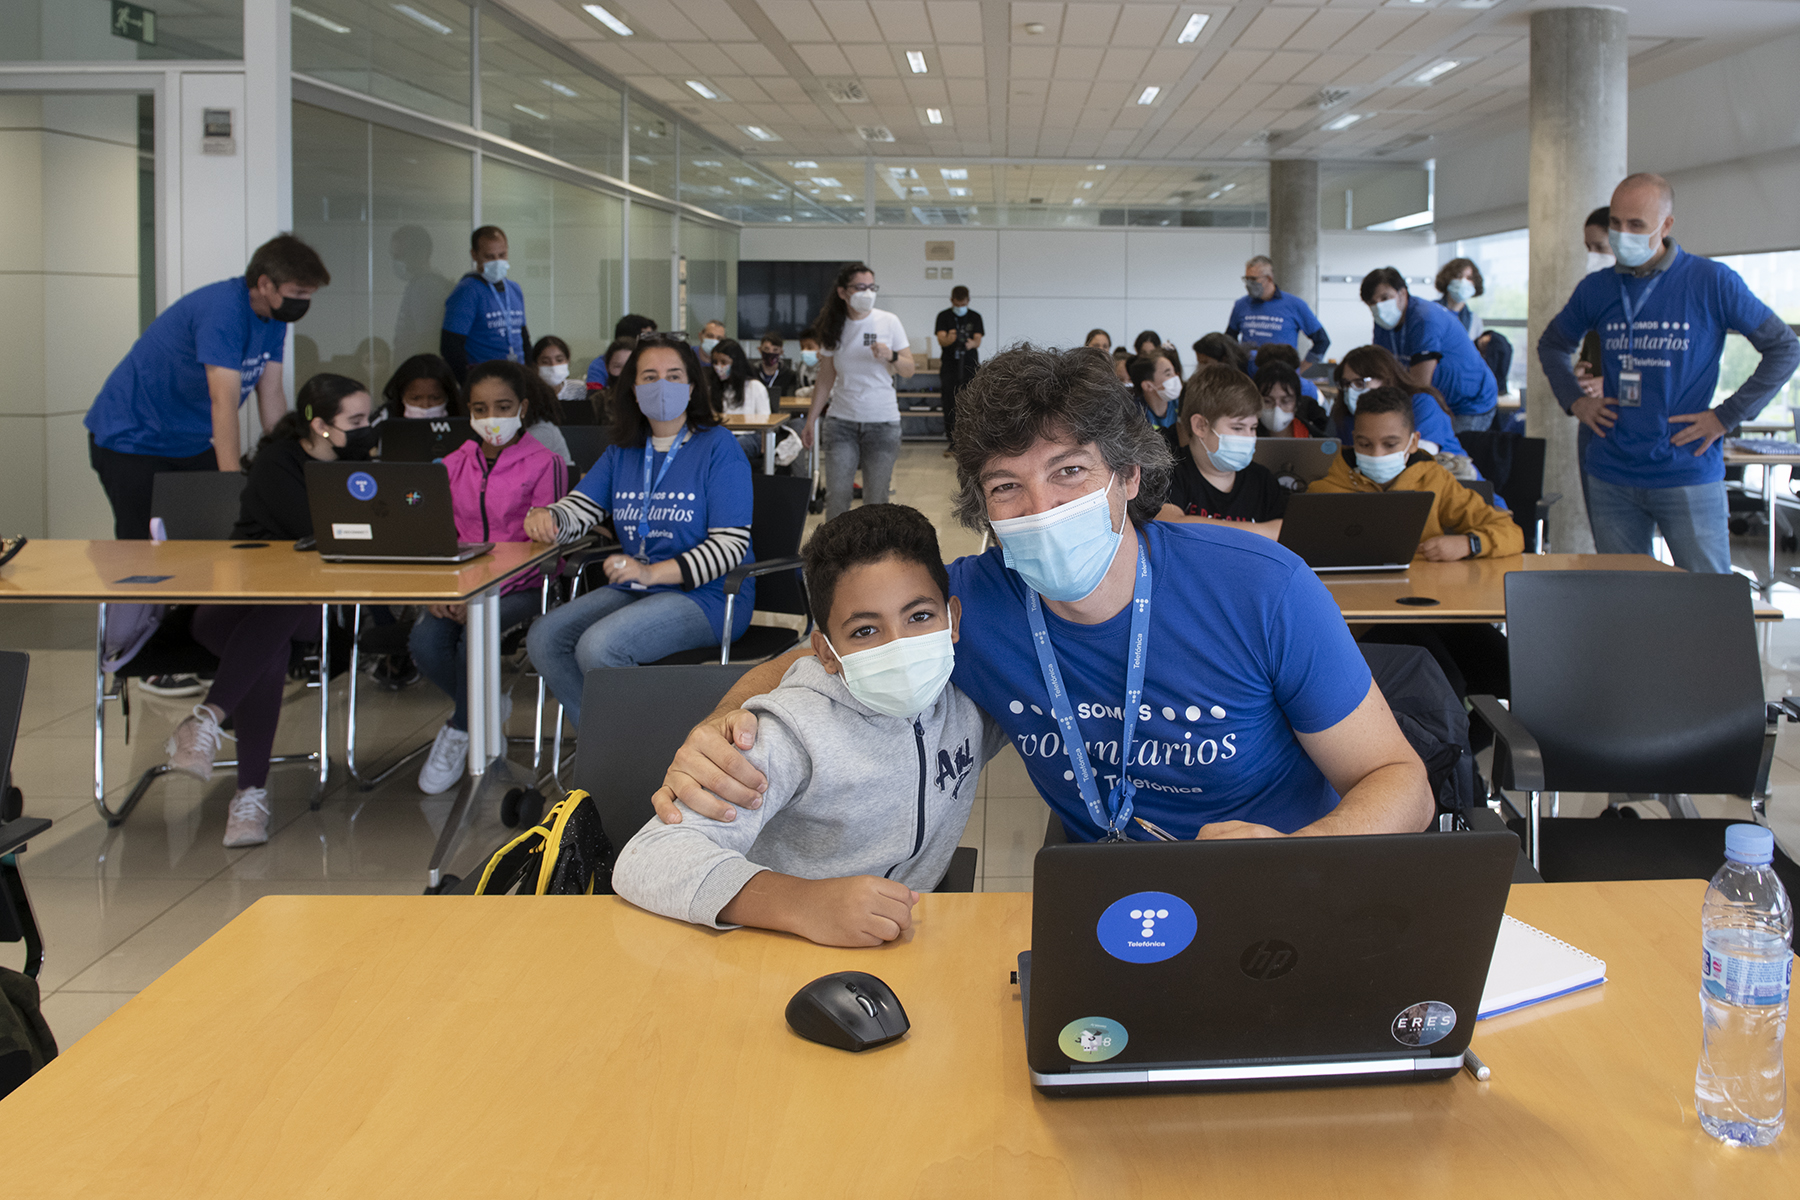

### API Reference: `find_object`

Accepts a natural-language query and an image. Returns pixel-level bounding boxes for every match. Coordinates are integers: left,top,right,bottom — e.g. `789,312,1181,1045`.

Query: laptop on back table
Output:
304,461,492,563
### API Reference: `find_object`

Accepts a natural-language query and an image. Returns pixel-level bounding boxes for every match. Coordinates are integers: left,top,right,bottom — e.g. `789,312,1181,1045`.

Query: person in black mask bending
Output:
162,373,376,849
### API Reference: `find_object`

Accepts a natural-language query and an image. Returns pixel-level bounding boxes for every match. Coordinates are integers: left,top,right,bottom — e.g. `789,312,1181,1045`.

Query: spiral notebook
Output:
1478,915,1607,1019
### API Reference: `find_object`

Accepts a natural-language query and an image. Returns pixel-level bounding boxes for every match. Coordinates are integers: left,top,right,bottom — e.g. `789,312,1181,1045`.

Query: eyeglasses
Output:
845,283,880,294
1241,276,1267,284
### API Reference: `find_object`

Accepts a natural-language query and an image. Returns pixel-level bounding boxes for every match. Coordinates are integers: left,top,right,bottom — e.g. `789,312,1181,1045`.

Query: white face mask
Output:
1157,376,1183,403
404,403,449,419
700,337,720,355
824,613,956,719
1446,278,1476,304
989,474,1123,603
713,363,731,380
1586,250,1617,274
1371,297,1403,330
848,290,876,315
538,363,570,386
1344,385,1365,414
471,414,522,446
1262,404,1294,432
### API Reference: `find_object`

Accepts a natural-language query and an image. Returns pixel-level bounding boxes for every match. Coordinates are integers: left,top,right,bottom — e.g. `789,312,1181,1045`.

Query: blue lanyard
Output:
1617,270,1667,369
636,428,690,558
1023,540,1153,840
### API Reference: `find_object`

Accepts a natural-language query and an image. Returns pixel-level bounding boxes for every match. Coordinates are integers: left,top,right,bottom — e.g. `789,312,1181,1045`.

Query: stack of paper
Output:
1478,915,1607,1019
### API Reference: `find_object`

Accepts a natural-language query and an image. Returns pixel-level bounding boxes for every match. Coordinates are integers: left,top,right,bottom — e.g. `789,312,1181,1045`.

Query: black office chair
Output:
557,398,598,427
1459,431,1559,553
654,473,815,666
562,426,613,481
1470,570,1800,887
0,651,50,981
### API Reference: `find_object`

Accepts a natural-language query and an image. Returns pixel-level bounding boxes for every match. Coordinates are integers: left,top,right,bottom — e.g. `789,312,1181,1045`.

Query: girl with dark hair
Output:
524,334,756,721
1252,362,1329,439
802,262,914,518
164,373,376,847
1126,350,1183,452
1434,258,1485,341
411,359,568,794
1190,332,1247,374
531,334,588,402
1085,328,1112,352
381,353,462,421
1134,329,1184,378
709,338,770,416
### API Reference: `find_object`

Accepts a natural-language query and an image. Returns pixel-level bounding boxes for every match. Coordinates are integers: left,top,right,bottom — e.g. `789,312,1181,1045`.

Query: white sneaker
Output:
166,704,234,783
418,724,471,795
222,787,271,848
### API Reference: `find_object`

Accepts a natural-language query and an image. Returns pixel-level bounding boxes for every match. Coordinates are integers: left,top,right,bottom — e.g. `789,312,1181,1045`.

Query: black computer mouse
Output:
785,971,909,1052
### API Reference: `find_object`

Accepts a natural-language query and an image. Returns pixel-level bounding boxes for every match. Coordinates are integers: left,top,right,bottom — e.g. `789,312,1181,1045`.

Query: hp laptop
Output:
1278,491,1434,572
379,417,478,463
1252,437,1341,492
1020,832,1517,1096
303,462,492,564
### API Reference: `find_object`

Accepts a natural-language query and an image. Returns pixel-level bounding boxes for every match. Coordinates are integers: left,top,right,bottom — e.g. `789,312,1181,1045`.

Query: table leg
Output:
465,589,491,776
425,588,523,890
763,429,776,475
1766,464,1779,595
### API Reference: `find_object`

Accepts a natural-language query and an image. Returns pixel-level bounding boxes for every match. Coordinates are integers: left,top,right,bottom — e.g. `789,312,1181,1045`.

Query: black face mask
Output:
269,294,311,323
336,425,380,461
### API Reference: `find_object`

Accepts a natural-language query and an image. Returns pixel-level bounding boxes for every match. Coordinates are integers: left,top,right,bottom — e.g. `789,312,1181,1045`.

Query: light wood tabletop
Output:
0,539,563,606
2,880,1791,1198
777,394,811,411
1326,552,1782,622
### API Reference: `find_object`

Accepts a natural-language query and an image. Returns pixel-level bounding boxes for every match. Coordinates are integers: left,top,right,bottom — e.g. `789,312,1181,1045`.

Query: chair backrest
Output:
575,664,753,849
562,426,612,481
1464,478,1495,504
557,398,598,426
150,472,248,539
0,651,25,792
747,473,815,619
1460,432,1546,552
1505,571,1766,794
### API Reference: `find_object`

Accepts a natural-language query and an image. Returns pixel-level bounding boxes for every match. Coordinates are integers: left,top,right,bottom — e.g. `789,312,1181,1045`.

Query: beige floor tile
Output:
978,875,1033,893
59,877,423,993
14,876,204,992
38,989,136,1050
983,788,1052,878
955,794,985,850
981,744,1037,798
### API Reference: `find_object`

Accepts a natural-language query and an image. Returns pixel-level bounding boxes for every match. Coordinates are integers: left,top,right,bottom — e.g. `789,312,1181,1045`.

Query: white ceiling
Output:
498,0,1800,166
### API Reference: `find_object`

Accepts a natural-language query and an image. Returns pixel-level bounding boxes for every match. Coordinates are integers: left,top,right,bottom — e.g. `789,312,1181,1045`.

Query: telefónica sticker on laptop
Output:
1058,1017,1128,1063
346,471,378,501
1095,891,1197,964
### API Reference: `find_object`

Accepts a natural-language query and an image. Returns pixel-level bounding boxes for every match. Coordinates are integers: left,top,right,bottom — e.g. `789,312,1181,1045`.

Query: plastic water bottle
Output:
1696,824,1794,1147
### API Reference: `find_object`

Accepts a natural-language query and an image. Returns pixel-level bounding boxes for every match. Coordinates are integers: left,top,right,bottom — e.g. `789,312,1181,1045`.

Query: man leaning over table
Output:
1537,173,1800,574
653,344,1433,845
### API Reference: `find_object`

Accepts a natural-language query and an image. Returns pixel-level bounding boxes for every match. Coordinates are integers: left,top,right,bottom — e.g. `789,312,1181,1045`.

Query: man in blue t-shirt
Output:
1362,266,1499,434
1538,173,1800,574
441,225,529,380
585,313,658,392
1227,256,1330,363
652,347,1434,844
84,234,329,539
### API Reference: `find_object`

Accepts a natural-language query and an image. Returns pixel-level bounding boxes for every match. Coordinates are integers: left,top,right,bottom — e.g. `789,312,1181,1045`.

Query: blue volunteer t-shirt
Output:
84,277,286,458
1374,296,1498,417
1228,290,1329,359
443,273,527,364
571,423,755,640
948,521,1372,841
586,358,609,388
1546,248,1779,489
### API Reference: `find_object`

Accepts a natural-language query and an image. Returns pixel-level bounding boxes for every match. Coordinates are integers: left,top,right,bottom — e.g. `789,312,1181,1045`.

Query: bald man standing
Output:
1537,173,1799,573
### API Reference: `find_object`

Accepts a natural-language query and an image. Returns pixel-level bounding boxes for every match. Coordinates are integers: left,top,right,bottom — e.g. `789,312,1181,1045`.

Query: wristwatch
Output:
889,349,899,363
1467,533,1481,557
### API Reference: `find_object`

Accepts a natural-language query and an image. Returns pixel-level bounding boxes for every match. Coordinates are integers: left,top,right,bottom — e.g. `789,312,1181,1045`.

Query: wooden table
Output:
1724,448,1800,593
1327,552,1782,623
0,540,561,883
723,412,792,474
4,880,1791,1197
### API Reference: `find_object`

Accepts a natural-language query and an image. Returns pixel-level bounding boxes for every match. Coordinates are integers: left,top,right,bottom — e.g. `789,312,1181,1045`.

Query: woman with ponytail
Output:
800,262,913,518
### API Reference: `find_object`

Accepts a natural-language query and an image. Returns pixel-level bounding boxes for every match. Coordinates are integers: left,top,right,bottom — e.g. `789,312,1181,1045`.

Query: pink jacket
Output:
443,431,567,595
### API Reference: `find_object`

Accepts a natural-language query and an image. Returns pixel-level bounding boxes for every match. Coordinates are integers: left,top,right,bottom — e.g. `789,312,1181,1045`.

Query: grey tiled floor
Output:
6,445,1800,1051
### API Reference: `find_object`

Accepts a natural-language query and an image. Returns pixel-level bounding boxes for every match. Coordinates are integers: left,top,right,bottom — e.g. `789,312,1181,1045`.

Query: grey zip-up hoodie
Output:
612,656,1006,929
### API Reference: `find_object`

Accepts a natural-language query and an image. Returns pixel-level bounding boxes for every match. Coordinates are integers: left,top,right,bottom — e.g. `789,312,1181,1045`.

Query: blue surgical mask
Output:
1446,278,1476,303
1344,385,1365,413
480,258,509,284
1371,298,1402,330
801,349,818,366
824,614,956,719
989,475,1123,603
1609,228,1660,268
636,378,691,422
1358,446,1412,485
1202,431,1257,473
952,305,969,317
700,337,719,355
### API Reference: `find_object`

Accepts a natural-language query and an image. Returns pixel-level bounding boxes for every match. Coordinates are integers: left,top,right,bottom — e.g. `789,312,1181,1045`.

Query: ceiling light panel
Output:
293,6,351,33
906,51,928,74
1137,86,1161,105
1176,14,1210,44
582,4,632,36
685,80,719,100
392,4,451,34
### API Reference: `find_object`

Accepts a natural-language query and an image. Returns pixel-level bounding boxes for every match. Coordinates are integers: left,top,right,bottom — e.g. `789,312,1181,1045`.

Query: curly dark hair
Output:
951,344,1173,532
1434,257,1484,300
381,353,461,420
801,503,950,632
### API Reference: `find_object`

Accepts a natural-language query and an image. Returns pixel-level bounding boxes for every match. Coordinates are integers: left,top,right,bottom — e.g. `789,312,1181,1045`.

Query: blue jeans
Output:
409,589,542,731
822,416,902,519
1450,410,1497,435
1585,475,1732,574
526,586,717,721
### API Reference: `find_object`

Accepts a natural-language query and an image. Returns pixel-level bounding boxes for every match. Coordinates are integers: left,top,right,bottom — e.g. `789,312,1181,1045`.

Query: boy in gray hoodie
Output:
612,504,1005,947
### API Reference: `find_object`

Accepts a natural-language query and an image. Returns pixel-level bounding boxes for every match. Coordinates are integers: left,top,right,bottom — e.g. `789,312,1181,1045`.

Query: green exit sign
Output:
111,1,156,45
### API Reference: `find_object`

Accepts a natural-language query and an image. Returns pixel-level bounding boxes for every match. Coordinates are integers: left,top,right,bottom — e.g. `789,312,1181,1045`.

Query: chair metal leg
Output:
312,605,331,805
0,854,44,979
344,605,432,791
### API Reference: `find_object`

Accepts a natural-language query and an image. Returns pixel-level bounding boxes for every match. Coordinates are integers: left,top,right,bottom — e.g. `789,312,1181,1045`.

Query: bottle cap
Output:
1724,823,1775,866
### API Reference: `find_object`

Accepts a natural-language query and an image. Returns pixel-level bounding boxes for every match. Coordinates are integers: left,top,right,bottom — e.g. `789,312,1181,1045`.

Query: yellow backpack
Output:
471,789,613,895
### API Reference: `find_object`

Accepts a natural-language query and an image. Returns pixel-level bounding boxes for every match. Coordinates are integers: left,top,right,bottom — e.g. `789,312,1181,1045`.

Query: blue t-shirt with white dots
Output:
947,520,1371,841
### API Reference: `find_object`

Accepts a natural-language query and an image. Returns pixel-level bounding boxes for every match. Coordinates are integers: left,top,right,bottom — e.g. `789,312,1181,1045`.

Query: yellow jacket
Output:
1311,452,1523,558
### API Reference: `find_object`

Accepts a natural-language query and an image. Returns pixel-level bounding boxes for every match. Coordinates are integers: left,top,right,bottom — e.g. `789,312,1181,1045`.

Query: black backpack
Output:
1360,643,1477,823
0,966,57,1100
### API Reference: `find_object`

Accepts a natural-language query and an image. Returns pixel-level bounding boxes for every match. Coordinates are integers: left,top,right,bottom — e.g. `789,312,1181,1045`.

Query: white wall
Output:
1437,29,1800,255
739,225,1436,364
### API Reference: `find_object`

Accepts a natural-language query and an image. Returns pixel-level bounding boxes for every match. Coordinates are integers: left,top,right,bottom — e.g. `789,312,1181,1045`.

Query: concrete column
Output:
1268,159,1320,320
1528,6,1627,553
